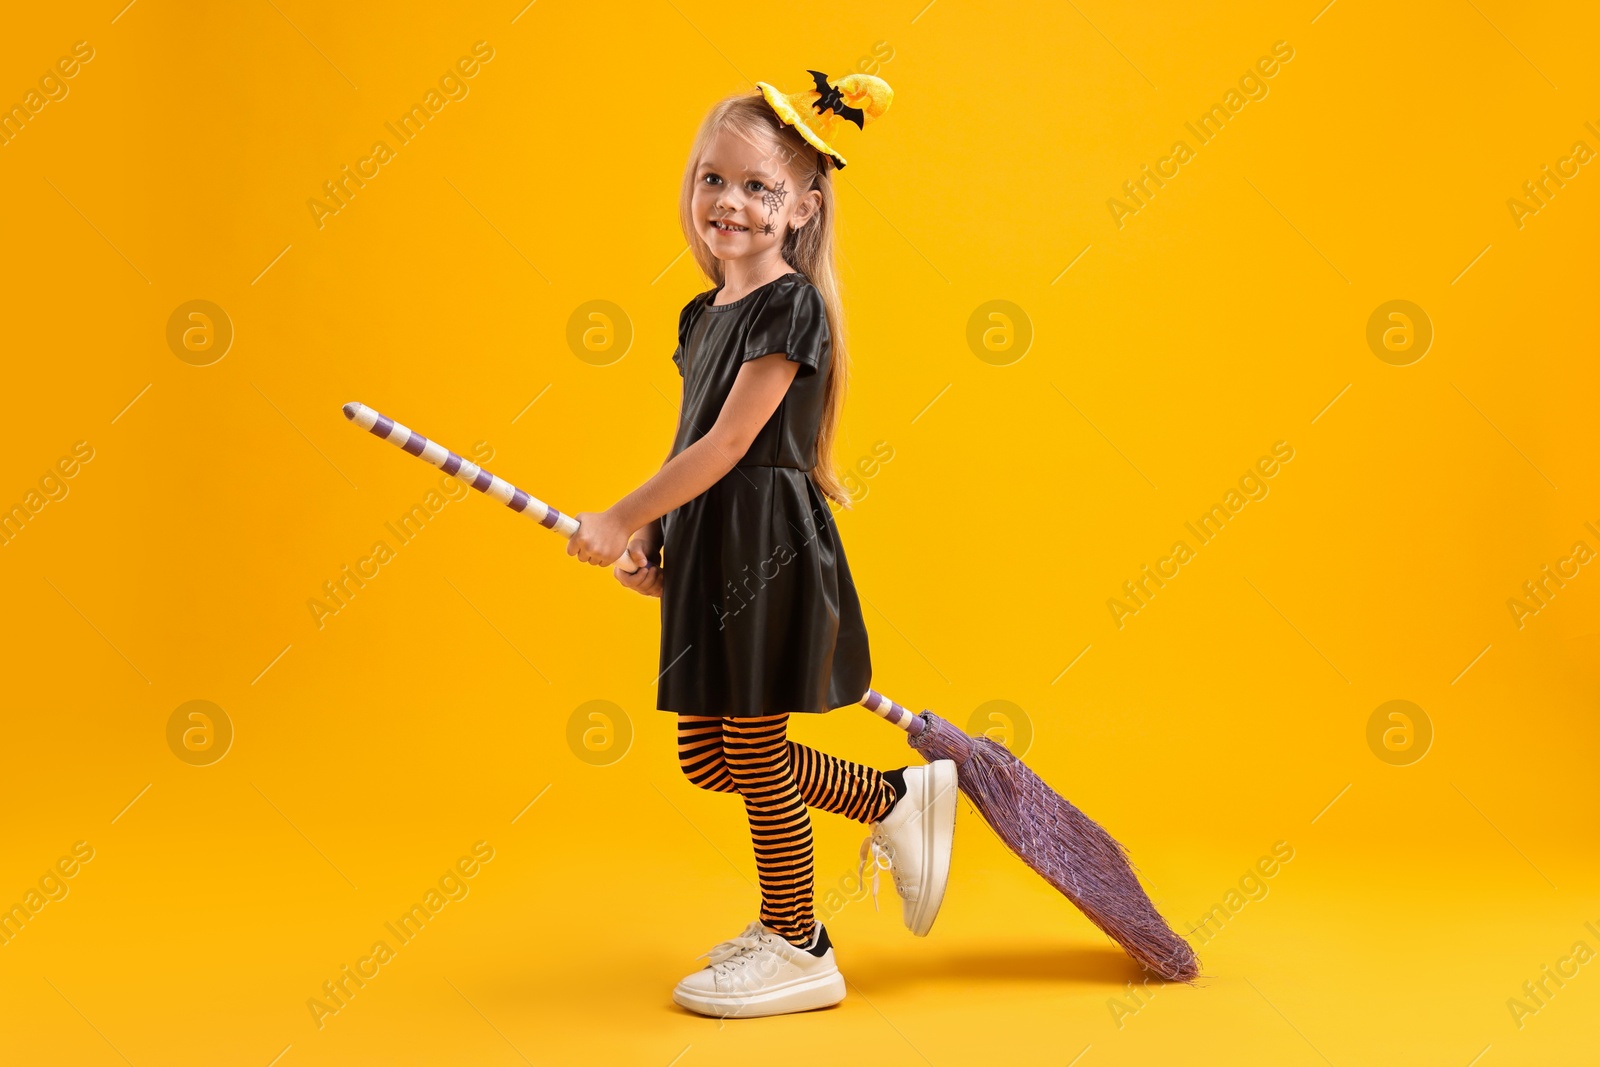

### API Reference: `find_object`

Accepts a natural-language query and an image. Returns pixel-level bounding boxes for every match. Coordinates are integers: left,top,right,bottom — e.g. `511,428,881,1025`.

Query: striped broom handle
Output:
341,402,640,573
342,403,929,735
861,689,927,736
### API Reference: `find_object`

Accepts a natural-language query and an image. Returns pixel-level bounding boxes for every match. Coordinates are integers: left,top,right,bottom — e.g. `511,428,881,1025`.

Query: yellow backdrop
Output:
1,1,1595,1064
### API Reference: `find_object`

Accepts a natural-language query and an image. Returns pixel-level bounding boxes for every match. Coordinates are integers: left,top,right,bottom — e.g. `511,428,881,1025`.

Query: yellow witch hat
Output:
756,69,893,170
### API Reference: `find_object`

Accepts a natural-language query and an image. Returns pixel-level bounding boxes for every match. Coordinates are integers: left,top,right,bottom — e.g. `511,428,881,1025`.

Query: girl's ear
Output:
791,187,823,231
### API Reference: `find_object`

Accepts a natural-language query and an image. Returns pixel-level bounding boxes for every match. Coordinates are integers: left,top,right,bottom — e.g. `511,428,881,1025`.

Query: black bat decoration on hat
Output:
807,70,865,129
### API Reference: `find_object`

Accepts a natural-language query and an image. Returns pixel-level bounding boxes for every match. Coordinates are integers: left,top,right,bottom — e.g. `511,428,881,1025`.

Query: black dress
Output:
656,270,871,717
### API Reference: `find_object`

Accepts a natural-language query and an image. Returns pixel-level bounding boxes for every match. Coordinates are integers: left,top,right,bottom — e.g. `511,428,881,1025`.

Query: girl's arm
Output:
567,352,802,568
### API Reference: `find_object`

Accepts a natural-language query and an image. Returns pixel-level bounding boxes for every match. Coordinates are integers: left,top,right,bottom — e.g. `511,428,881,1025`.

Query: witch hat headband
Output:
756,70,893,169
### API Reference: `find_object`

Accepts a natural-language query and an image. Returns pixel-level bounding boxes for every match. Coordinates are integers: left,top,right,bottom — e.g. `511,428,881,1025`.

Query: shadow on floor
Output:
843,942,1156,991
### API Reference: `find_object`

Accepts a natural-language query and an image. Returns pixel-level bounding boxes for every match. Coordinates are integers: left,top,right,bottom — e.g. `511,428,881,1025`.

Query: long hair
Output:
677,93,851,507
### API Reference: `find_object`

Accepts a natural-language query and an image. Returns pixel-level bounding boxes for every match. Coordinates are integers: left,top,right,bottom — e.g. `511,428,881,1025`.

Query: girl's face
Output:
692,128,820,263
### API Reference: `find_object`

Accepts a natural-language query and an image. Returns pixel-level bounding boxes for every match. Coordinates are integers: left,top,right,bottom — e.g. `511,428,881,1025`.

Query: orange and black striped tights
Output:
678,713,902,948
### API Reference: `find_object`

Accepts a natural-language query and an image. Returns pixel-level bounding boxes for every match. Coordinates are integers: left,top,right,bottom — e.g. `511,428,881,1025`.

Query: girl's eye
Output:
700,174,764,193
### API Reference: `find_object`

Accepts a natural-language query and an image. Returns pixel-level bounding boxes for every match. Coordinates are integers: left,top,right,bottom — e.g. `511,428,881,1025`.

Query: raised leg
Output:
677,714,898,824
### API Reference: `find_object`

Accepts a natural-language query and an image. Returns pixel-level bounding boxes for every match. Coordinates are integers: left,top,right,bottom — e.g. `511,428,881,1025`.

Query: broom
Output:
341,401,1200,982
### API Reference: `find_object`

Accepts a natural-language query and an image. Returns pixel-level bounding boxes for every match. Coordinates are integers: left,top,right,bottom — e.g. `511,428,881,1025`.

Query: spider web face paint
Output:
762,180,789,215
760,179,789,238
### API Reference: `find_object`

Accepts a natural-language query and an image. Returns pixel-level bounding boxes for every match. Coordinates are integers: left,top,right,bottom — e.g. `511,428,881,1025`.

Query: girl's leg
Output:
787,742,901,824
721,714,816,946
677,714,736,792
677,714,900,825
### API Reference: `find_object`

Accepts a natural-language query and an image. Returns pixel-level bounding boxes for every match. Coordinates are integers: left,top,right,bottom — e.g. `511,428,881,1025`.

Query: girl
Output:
565,71,957,1019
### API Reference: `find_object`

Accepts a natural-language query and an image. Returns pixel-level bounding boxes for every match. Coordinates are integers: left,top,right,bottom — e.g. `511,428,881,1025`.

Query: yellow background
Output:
1,0,1596,1063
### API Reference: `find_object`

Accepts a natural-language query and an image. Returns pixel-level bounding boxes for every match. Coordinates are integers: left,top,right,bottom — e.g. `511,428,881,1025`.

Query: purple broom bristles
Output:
906,710,1200,983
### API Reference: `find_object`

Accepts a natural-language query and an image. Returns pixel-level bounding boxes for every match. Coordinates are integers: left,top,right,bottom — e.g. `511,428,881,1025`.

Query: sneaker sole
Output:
672,970,846,1019
906,759,958,936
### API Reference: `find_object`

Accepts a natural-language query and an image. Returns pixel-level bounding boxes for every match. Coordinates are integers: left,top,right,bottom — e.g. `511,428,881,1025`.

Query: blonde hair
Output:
678,92,852,507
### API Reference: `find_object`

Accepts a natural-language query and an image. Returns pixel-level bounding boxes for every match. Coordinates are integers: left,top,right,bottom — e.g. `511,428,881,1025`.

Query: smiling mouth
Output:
710,219,747,233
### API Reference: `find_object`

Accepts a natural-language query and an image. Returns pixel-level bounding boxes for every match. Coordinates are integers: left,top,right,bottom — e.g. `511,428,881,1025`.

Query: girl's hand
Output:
567,509,631,567
614,542,663,598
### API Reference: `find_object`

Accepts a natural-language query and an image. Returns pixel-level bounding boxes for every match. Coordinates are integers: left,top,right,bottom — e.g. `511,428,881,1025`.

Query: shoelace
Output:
856,831,898,911
698,921,772,975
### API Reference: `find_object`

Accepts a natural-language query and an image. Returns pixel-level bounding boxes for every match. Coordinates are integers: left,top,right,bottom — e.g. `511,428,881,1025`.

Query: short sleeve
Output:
670,297,700,377
742,280,828,377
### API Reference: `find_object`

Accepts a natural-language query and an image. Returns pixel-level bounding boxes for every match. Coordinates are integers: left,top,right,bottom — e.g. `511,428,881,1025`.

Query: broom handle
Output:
343,402,930,735
860,689,927,736
342,402,640,572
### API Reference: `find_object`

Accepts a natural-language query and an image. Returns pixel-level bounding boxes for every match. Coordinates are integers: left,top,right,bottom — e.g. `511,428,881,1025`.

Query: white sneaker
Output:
672,920,846,1019
857,760,958,936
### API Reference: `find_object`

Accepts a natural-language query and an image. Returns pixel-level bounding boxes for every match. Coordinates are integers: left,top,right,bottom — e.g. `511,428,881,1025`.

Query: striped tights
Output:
678,714,898,947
